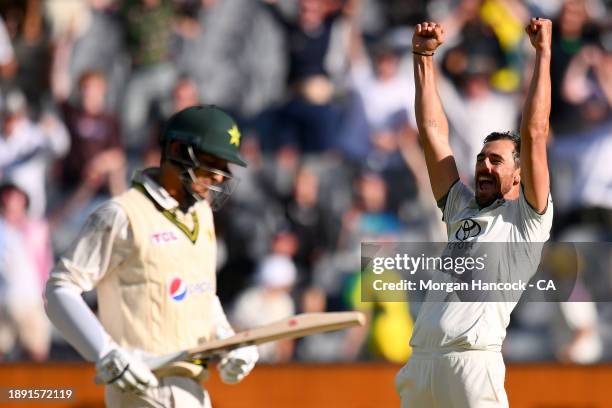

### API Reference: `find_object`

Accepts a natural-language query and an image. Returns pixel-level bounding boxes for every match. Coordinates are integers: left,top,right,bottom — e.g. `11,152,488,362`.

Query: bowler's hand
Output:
413,22,445,54
526,18,552,52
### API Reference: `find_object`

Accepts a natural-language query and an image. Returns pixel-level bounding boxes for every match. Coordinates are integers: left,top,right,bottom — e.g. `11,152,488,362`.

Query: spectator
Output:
51,70,126,250
286,164,339,288
345,12,426,218
174,0,285,118
441,49,518,181
555,302,603,364
338,171,405,251
344,2,416,161
1,0,53,115
58,70,126,199
344,269,413,363
120,0,177,149
143,75,201,167
549,29,611,234
313,170,406,302
0,15,15,79
0,182,51,361
259,0,355,152
295,285,367,362
231,254,297,363
0,89,70,218
550,0,597,135
50,0,125,112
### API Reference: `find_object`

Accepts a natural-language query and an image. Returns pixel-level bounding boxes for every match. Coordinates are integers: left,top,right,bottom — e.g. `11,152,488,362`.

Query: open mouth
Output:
477,175,496,192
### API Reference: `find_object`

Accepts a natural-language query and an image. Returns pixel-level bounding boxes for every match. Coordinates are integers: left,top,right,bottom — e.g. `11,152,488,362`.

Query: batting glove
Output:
95,348,159,393
217,345,259,384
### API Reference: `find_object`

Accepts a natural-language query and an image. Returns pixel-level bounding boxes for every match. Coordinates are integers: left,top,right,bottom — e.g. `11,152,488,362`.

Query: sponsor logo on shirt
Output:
169,277,214,301
169,278,187,301
455,218,482,241
151,231,178,244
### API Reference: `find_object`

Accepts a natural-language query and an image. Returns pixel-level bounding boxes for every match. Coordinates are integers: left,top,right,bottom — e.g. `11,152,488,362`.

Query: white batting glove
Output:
95,348,159,393
217,345,259,384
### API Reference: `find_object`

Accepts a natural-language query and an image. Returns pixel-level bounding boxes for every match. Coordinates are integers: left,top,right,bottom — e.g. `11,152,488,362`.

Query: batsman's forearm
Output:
413,55,449,145
521,50,551,140
45,282,112,362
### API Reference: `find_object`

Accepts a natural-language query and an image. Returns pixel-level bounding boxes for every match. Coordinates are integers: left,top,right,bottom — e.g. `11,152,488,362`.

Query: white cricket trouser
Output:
396,350,509,408
105,376,212,408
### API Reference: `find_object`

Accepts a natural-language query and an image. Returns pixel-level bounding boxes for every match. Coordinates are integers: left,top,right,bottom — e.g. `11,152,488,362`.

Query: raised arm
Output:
412,22,459,201
520,18,552,213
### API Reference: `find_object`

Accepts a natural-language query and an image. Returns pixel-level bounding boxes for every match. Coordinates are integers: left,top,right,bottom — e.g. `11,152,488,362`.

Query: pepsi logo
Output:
169,278,187,301
168,277,214,301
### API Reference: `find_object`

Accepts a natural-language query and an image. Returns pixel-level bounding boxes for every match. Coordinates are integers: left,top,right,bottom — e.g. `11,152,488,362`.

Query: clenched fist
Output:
526,18,552,52
413,22,444,54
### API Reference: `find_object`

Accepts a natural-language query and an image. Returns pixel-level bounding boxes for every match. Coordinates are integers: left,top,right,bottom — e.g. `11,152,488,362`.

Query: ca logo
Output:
455,218,482,241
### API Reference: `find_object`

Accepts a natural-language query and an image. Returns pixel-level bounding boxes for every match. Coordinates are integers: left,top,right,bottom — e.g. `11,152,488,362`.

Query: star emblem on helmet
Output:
228,125,241,146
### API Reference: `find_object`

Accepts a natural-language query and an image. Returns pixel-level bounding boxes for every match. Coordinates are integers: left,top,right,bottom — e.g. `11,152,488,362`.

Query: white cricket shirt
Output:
410,180,553,352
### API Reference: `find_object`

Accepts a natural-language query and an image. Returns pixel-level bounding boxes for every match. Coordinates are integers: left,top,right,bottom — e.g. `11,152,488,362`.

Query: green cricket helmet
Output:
161,105,247,209
162,105,247,166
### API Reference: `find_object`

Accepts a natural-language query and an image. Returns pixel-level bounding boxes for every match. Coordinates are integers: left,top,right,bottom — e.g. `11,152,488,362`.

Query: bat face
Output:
149,312,366,375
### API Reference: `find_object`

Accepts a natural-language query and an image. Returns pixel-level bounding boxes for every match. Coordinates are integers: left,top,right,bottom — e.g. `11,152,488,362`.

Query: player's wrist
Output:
96,337,116,361
535,48,552,58
413,50,435,57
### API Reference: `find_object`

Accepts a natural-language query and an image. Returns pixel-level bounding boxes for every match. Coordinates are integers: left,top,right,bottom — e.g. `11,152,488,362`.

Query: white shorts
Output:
105,376,211,408
396,350,508,408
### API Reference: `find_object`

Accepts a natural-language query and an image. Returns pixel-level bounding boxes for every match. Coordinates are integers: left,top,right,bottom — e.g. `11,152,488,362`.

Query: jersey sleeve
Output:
439,180,474,223
516,185,553,242
48,200,132,292
44,284,113,361
44,201,132,362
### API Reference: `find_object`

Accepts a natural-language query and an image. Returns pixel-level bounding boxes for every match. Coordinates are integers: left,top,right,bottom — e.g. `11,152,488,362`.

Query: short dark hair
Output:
483,131,520,167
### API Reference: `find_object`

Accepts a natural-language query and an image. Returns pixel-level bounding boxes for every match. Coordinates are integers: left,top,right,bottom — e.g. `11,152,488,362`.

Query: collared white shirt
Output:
410,181,553,352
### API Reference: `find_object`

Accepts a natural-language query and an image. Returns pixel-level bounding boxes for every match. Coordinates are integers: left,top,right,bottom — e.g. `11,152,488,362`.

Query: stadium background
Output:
0,0,610,406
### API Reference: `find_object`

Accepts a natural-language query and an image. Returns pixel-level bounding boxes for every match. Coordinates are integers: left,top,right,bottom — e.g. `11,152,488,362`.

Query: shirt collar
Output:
468,196,507,211
133,168,179,211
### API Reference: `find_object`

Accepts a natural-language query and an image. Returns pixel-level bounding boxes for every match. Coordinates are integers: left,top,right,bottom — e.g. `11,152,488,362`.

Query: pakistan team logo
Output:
455,218,482,241
228,125,241,146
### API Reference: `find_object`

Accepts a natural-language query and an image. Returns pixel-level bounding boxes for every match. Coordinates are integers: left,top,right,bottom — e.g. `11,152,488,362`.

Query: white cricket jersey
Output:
47,168,235,360
410,180,553,352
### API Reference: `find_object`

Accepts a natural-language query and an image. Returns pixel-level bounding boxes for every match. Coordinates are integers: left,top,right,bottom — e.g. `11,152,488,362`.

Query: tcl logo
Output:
151,231,178,244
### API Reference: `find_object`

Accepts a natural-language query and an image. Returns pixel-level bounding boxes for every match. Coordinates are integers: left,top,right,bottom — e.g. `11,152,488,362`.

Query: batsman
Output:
45,106,259,407
396,18,554,407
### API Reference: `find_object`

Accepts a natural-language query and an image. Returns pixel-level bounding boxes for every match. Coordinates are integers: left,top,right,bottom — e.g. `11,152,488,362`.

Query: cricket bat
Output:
147,311,366,377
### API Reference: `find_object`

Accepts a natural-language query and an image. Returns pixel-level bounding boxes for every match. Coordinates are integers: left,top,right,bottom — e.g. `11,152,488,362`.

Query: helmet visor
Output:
181,166,240,210
169,144,240,210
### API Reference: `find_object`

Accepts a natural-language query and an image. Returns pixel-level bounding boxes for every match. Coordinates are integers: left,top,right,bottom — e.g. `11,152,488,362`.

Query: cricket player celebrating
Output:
45,106,258,407
395,19,554,407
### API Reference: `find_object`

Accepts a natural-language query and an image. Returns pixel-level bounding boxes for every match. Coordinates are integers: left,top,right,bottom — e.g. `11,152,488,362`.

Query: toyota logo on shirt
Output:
455,218,482,241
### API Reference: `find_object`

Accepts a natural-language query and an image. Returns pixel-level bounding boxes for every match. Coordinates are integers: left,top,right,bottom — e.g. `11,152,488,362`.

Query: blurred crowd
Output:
0,0,610,365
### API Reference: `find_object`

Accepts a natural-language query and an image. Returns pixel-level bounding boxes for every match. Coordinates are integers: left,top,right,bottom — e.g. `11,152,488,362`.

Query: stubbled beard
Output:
475,191,502,208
